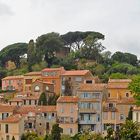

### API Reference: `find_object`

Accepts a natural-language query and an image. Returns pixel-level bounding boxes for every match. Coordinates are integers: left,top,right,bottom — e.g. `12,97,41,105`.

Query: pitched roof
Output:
78,83,107,91
0,114,22,123
9,98,23,102
0,104,17,112
2,75,24,80
16,105,56,115
36,106,56,113
24,71,41,76
22,95,40,100
57,96,79,103
62,70,90,76
32,79,53,85
107,79,131,89
108,79,132,83
42,67,65,72
16,106,36,114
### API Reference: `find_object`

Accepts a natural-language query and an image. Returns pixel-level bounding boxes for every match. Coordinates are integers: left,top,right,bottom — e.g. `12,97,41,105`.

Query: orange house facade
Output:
57,96,79,136
102,79,135,134
41,67,65,95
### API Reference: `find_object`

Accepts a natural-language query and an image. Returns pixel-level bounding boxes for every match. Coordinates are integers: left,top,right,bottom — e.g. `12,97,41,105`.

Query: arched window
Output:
46,86,49,91
126,93,129,97
34,85,40,91
108,93,110,98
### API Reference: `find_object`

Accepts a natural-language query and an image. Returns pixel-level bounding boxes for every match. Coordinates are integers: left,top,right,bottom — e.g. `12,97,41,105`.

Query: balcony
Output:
79,108,97,113
103,106,117,112
57,117,78,124
79,119,96,124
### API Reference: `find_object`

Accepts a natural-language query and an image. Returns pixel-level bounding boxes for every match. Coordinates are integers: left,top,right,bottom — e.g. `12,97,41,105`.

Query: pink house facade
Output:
2,75,24,92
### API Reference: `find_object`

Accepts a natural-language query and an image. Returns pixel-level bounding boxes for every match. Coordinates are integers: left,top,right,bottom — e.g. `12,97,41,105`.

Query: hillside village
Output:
0,32,140,140
0,66,139,140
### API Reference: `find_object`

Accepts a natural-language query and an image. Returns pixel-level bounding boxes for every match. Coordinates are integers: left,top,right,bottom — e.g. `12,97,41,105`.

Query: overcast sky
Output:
0,0,140,56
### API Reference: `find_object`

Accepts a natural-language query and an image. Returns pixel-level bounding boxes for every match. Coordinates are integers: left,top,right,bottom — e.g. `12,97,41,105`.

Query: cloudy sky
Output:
0,0,140,56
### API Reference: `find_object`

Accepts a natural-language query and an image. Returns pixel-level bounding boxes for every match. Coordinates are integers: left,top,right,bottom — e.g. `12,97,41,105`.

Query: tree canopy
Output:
129,75,140,105
0,43,27,68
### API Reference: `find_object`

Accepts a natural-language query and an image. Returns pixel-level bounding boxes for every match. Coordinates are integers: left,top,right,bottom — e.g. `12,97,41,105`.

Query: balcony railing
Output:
103,106,117,112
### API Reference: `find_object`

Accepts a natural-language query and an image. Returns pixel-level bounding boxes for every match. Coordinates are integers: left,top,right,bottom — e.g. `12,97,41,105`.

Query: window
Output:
61,108,64,113
70,128,73,134
97,114,100,122
24,100,26,105
126,93,129,97
103,112,108,120
111,112,115,120
75,77,82,82
39,123,42,126
120,114,124,120
86,80,92,84
34,85,40,91
6,135,9,140
44,113,47,117
28,123,32,128
70,107,74,113
108,103,114,108
46,86,49,91
35,100,37,105
81,114,84,121
46,122,49,130
5,124,8,133
108,93,110,98
70,117,73,123
52,113,54,117
88,114,91,121
25,79,32,84
29,100,31,105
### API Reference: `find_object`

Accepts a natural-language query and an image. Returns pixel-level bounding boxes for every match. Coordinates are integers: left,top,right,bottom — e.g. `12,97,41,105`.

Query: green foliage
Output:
38,92,47,105
36,32,64,67
48,95,59,105
21,132,39,140
112,51,138,66
12,136,15,140
127,106,133,120
31,61,47,72
110,73,128,79
0,43,27,68
61,31,104,50
129,75,140,105
27,40,37,71
119,120,140,140
61,135,72,140
48,123,63,140
78,34,105,63
105,127,114,140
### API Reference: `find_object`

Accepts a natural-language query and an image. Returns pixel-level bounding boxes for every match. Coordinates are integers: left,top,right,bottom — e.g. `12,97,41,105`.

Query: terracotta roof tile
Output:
62,70,90,76
16,105,56,115
108,79,132,83
0,104,17,112
2,75,24,80
24,71,41,76
107,84,129,89
42,67,65,72
57,96,79,103
0,114,22,123
22,95,40,100
9,98,23,102
78,83,107,91
36,106,56,113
